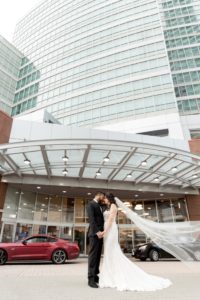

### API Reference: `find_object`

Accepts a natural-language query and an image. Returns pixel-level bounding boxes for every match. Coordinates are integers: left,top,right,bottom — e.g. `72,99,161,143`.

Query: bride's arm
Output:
103,204,118,236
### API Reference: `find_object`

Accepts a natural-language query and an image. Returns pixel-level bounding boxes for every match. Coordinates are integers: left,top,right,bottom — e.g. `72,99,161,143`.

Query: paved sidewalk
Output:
0,258,199,300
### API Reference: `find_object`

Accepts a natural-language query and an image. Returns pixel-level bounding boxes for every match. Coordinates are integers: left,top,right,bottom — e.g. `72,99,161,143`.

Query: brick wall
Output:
188,139,200,220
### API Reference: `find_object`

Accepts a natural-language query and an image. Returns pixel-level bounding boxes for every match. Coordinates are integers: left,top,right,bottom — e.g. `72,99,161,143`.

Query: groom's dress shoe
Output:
88,281,98,288
95,276,99,283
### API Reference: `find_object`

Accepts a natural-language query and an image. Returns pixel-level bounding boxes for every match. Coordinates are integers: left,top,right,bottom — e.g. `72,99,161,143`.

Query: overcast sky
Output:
0,0,42,42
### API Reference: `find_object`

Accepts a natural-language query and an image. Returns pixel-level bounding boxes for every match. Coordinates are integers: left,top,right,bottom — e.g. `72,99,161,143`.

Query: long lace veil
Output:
115,197,200,264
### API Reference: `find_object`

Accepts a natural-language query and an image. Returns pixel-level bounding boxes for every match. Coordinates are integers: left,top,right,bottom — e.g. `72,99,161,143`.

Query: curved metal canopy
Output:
0,137,200,193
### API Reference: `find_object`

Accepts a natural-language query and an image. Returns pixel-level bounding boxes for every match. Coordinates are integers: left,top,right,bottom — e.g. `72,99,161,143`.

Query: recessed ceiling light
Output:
24,159,31,165
141,160,147,167
127,173,132,178
134,204,143,210
62,155,69,162
96,171,101,176
103,156,110,162
62,169,68,176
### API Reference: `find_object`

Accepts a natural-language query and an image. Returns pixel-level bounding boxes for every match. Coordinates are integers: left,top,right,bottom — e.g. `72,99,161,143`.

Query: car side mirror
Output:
22,240,27,245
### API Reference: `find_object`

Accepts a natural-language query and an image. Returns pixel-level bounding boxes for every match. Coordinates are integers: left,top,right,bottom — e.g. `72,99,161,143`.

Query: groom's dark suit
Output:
87,200,104,284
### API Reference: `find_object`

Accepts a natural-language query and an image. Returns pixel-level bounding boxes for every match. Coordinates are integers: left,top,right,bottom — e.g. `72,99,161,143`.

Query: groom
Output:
87,191,105,288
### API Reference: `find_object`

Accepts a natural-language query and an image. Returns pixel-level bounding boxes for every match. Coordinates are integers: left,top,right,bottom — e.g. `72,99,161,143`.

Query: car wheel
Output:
140,257,147,261
0,249,7,265
149,249,159,261
52,249,67,264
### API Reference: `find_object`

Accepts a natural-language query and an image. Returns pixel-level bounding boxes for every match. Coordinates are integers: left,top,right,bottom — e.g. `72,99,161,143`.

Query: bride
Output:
99,193,172,291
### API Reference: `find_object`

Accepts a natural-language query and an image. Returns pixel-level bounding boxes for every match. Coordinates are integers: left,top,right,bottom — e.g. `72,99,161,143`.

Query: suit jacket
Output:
87,200,104,237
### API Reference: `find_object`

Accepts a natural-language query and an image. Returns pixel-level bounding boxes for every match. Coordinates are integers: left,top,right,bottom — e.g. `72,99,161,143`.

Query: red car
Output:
0,235,79,265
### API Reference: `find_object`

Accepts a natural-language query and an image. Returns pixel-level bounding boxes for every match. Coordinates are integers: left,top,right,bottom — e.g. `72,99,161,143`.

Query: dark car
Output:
132,242,175,261
0,234,80,265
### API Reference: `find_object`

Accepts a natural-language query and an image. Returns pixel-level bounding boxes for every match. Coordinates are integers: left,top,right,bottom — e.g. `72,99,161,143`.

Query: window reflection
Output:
74,227,85,254
47,226,60,237
171,198,188,222
62,197,74,223
48,196,62,222
32,224,46,235
15,223,32,241
157,199,172,222
60,226,73,240
75,198,85,223
18,191,36,220
35,194,49,222
143,200,158,221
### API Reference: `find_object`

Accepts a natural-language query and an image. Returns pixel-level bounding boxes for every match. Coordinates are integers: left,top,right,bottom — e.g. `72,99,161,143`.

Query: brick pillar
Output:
0,110,13,228
188,139,200,220
186,195,200,221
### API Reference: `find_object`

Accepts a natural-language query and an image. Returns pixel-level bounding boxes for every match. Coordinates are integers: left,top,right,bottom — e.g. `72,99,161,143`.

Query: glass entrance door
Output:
1,223,15,243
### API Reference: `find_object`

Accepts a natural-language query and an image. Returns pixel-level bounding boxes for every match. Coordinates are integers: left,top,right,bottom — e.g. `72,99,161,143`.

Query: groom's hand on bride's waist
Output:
96,231,104,239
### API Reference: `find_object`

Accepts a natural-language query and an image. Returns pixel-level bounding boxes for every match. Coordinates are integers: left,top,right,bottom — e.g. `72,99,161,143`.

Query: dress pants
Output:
88,235,103,282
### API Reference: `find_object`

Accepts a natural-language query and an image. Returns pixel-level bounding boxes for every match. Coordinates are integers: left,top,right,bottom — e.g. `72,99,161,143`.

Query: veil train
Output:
115,197,200,265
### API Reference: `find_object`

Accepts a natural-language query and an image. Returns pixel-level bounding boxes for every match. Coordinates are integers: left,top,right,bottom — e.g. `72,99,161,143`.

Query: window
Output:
26,236,48,243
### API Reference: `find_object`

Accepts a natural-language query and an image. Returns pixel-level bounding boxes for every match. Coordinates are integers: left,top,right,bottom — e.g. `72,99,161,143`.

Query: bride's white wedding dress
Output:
99,205,172,291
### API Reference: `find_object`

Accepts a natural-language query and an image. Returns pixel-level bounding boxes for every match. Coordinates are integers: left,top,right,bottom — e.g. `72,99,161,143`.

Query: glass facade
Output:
159,0,200,115
0,35,22,114
12,0,177,125
0,186,189,254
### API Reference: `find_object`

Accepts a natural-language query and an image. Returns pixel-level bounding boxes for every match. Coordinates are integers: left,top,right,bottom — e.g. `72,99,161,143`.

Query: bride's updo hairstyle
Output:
105,193,117,205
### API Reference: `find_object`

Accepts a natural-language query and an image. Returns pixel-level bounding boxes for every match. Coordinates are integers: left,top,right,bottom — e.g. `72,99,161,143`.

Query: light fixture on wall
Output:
154,177,160,182
62,190,67,193
37,186,41,190
192,174,198,179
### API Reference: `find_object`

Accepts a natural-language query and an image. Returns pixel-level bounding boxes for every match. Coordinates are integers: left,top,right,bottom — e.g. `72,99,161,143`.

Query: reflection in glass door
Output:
74,227,86,254
1,223,15,243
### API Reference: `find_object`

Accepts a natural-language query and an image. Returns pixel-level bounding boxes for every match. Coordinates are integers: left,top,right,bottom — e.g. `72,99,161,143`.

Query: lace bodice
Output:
103,210,110,222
